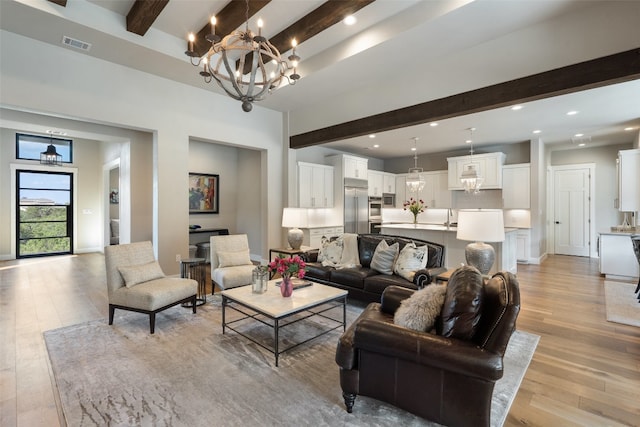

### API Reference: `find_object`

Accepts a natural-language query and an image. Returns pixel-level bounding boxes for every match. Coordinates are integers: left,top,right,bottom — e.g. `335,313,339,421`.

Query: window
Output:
16,133,73,163
16,170,73,257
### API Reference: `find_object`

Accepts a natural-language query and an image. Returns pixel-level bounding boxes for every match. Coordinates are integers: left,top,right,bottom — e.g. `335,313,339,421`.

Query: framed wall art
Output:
189,173,219,214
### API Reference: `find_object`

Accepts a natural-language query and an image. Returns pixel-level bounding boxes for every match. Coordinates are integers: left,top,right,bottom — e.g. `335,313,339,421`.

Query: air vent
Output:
62,36,91,51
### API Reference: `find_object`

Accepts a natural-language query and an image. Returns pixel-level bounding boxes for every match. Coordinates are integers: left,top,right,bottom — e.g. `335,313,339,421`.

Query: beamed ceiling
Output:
9,0,640,157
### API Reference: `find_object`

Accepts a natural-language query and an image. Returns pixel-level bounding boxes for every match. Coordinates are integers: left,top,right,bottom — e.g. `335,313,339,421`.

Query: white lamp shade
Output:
282,208,308,228
456,209,505,242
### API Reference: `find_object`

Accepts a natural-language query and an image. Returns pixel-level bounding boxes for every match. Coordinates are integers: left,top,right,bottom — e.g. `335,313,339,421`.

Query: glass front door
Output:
16,170,73,258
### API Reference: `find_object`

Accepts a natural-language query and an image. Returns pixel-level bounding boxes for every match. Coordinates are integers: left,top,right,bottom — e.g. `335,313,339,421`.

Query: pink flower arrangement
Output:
403,197,426,216
268,255,306,280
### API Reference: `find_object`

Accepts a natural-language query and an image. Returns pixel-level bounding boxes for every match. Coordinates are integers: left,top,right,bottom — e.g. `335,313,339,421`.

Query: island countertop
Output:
380,223,519,233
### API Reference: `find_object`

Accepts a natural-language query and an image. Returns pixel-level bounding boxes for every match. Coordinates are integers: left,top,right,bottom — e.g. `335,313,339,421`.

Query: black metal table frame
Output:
221,294,347,367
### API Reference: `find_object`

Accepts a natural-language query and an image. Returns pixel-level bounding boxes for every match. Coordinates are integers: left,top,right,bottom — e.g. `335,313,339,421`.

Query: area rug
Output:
604,280,640,327
44,301,539,427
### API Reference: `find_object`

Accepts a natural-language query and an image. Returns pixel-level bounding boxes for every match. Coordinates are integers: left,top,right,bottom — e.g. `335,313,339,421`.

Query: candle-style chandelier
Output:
185,0,300,112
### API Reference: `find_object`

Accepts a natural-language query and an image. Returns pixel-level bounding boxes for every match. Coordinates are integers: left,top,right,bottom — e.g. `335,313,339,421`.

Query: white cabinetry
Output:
599,233,639,279
422,171,451,208
516,229,531,263
343,155,368,179
618,148,640,212
503,164,530,209
383,172,396,194
395,175,406,208
500,230,518,274
298,162,334,208
302,226,344,249
368,171,384,197
447,152,506,190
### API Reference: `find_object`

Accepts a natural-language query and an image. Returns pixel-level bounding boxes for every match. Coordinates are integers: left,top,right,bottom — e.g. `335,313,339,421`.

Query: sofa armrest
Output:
304,249,319,263
380,286,415,314
353,318,504,380
413,267,448,288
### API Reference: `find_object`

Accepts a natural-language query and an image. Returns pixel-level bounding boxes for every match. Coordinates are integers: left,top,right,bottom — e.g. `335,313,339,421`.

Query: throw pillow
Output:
318,235,344,264
393,242,429,281
217,249,251,268
118,261,165,288
394,284,447,332
439,265,484,340
370,240,399,275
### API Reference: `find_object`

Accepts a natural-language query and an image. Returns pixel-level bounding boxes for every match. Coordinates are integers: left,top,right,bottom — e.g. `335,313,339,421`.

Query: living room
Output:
1,0,639,426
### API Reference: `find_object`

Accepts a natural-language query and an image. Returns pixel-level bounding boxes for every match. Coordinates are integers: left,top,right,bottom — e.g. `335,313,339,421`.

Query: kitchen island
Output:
598,229,639,281
380,223,518,275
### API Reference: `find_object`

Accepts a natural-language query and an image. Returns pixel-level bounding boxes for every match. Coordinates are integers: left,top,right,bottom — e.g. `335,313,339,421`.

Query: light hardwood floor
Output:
1,253,638,426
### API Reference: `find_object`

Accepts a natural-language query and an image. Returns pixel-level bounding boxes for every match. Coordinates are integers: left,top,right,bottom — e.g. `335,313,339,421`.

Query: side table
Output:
180,258,207,307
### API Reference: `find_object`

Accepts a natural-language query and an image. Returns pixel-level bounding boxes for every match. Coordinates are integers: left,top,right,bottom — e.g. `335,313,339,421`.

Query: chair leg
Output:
149,313,156,334
108,305,115,325
342,392,356,413
635,277,640,294
192,295,197,313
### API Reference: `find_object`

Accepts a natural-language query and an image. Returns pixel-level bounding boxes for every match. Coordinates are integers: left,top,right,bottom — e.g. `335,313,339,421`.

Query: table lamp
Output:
456,209,505,275
282,208,308,250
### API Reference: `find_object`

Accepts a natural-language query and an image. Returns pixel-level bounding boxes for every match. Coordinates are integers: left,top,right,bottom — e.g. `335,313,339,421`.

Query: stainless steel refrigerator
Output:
344,178,369,234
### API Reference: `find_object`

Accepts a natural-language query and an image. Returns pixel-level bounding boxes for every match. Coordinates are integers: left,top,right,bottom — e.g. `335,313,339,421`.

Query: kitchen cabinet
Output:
383,172,396,194
302,226,344,248
422,171,451,209
447,152,506,190
500,230,518,274
395,171,451,208
342,155,368,179
395,175,406,208
617,148,640,212
503,164,530,209
516,229,530,263
298,162,334,208
368,170,384,197
599,232,639,279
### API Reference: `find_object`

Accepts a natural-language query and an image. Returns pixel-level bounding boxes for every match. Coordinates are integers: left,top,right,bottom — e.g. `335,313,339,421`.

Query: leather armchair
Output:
335,271,521,427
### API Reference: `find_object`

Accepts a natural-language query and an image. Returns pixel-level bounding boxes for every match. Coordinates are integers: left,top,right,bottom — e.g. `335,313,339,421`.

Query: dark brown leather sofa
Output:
304,234,446,302
335,270,521,427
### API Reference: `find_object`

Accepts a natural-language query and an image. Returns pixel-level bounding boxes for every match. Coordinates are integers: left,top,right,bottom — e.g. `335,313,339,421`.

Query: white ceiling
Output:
1,0,639,159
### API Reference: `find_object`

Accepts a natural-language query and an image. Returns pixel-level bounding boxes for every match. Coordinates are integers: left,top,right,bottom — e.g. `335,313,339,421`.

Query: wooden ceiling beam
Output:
290,48,640,149
127,0,170,36
192,0,271,57
269,0,375,54
47,0,67,6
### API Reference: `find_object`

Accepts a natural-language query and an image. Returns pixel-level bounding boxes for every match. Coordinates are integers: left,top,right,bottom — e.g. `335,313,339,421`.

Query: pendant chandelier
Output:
185,0,300,112
460,127,483,194
40,132,62,166
406,137,425,193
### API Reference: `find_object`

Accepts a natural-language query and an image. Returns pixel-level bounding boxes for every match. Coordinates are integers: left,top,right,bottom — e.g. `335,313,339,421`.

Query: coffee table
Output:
221,281,347,366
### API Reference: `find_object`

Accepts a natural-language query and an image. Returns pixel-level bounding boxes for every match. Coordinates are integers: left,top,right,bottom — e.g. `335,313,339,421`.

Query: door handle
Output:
555,221,560,224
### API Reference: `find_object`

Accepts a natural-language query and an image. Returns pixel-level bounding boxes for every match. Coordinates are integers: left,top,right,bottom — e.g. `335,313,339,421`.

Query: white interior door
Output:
554,167,591,256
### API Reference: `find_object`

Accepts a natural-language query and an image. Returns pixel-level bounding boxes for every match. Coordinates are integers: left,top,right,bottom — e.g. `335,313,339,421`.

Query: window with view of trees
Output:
17,170,73,257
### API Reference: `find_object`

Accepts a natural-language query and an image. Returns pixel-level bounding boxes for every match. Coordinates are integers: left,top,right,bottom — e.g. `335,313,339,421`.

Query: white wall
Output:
1,30,285,273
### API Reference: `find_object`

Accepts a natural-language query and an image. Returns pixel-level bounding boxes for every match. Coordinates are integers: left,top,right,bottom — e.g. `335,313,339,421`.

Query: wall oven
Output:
368,197,382,219
382,193,395,207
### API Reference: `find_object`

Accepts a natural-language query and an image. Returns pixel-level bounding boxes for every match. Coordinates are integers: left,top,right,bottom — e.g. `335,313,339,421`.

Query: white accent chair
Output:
210,234,255,293
104,241,198,334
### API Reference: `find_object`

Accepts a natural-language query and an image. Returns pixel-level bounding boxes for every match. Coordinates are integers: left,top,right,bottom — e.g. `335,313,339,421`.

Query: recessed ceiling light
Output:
368,134,376,138
567,110,579,116
624,127,635,131
511,105,523,111
373,144,379,148
343,15,356,26
574,133,584,137
465,139,472,144
532,130,542,134
429,122,438,127
411,147,416,151
578,143,586,147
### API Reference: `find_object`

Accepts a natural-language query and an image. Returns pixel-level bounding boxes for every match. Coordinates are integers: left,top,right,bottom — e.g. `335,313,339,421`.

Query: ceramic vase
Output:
281,276,293,297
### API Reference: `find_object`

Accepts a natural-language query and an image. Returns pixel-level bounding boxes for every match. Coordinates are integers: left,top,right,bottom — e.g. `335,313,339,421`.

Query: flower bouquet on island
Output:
403,197,426,224
268,255,307,297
